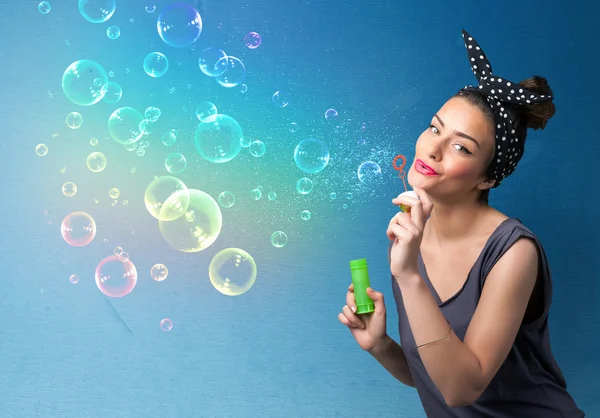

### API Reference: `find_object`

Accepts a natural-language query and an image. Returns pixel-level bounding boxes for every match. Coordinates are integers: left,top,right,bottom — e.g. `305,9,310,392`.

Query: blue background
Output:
0,0,598,417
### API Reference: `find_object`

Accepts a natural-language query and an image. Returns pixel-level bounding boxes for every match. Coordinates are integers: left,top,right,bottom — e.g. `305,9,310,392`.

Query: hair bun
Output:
518,76,556,130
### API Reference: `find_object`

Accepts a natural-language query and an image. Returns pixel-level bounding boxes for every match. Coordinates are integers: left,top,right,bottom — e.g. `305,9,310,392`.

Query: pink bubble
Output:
61,211,96,247
160,318,173,331
244,31,261,49
95,255,138,298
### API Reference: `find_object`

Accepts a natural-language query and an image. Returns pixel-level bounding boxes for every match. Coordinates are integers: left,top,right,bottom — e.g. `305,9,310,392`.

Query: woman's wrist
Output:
368,333,393,354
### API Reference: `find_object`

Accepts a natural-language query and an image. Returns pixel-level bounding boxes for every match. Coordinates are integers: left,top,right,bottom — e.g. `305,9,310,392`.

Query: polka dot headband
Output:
458,29,553,188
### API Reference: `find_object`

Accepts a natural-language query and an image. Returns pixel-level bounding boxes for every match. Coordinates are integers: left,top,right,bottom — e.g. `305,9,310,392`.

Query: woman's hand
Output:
338,283,388,352
387,187,434,281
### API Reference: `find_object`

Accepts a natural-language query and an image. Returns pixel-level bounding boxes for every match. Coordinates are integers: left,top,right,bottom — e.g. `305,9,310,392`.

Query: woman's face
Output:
407,96,497,203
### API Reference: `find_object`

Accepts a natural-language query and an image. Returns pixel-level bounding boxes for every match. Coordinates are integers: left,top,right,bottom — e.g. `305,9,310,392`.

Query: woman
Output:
338,30,585,417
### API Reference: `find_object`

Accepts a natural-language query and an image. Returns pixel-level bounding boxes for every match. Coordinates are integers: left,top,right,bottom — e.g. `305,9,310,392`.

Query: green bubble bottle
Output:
349,258,375,314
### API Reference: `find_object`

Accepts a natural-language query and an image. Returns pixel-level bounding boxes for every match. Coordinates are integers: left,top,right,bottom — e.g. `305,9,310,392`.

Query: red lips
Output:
415,159,438,175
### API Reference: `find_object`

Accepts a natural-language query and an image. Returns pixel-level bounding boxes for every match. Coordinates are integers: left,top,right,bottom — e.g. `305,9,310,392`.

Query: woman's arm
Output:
368,334,415,387
396,238,539,407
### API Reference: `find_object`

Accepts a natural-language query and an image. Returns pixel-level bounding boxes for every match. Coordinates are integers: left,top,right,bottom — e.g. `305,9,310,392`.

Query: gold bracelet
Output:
415,322,452,349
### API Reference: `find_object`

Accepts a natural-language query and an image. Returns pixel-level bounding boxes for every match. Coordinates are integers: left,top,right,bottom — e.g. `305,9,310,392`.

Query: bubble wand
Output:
392,154,418,213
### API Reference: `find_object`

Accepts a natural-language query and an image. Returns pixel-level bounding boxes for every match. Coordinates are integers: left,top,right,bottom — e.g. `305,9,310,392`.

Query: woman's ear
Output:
477,177,495,191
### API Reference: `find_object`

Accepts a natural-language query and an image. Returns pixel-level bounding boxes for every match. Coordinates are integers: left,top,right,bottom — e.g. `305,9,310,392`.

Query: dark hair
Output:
453,76,556,204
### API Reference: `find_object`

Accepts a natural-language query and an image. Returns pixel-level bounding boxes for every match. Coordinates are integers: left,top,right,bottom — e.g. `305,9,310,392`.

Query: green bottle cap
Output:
349,258,375,314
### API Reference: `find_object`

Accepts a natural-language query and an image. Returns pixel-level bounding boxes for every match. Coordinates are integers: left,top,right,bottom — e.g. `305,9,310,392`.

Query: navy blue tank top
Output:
391,218,585,417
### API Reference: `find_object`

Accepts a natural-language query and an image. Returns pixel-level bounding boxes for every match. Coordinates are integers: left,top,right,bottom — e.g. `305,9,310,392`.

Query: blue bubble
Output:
293,138,330,174
199,47,228,77
143,52,169,78
38,1,51,14
107,25,120,39
78,0,116,23
157,3,202,48
215,56,246,88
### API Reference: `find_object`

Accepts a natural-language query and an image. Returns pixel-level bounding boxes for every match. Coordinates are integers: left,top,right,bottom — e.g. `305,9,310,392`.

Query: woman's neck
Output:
425,202,492,246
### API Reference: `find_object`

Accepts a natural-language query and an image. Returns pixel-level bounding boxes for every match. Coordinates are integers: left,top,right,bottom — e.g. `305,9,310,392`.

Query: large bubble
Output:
293,138,330,174
144,176,190,221
209,248,257,296
61,211,96,247
215,56,246,88
78,0,116,23
198,47,228,77
158,189,222,252
357,161,383,185
194,114,243,163
108,107,144,145
157,3,202,48
62,60,108,106
95,255,137,298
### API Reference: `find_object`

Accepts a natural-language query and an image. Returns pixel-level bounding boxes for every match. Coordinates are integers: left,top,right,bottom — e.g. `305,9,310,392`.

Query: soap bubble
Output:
38,1,51,14
157,2,202,48
272,90,290,108
36,144,48,156
249,140,266,157
325,108,339,120
296,177,314,195
61,211,96,247
78,0,116,23
144,176,190,221
301,210,311,220
86,152,107,172
194,114,243,163
151,263,168,281
357,161,383,185
199,47,228,77
244,32,261,49
143,52,169,78
165,152,187,174
101,82,122,103
66,112,83,129
215,56,245,88
62,60,108,106
108,107,144,145
69,274,79,284
62,182,77,197
270,231,288,248
217,191,235,208
95,255,138,298
293,138,330,174
160,318,173,331
144,106,161,122
107,25,120,39
158,189,222,252
162,131,177,146
195,101,217,121
209,248,257,296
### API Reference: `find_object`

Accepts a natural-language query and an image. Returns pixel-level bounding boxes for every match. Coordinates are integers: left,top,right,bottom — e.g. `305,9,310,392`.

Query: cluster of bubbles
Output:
39,0,396,334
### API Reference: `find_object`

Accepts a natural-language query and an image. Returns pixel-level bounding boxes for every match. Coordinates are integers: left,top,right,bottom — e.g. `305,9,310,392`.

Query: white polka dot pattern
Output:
458,29,554,187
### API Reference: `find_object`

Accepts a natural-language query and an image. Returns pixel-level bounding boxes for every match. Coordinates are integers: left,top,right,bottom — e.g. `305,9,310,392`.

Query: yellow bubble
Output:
151,264,168,281
62,182,77,197
144,176,190,221
209,248,257,296
36,144,48,156
87,152,107,172
109,188,120,199
158,189,222,252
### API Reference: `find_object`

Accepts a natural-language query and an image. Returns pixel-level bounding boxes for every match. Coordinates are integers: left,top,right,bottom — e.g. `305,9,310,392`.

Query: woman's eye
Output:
429,124,439,134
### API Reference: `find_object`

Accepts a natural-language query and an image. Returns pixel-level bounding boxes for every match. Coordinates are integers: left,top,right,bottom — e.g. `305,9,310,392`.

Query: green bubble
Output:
301,210,311,220
158,189,222,252
165,152,187,174
209,248,257,296
296,177,314,195
86,152,107,172
270,231,288,248
218,191,235,208
144,176,190,221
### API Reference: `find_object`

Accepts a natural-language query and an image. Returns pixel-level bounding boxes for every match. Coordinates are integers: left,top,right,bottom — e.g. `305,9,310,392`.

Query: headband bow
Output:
458,29,553,187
